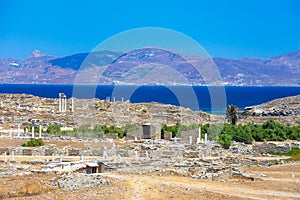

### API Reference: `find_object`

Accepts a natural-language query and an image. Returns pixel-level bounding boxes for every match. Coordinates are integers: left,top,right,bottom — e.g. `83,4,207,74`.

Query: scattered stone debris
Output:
46,172,109,191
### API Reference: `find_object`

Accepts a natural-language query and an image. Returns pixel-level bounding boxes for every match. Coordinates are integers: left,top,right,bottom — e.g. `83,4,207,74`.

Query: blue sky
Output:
0,0,299,59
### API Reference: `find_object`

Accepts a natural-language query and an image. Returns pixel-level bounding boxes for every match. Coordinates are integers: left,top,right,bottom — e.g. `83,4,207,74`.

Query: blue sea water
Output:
0,84,299,113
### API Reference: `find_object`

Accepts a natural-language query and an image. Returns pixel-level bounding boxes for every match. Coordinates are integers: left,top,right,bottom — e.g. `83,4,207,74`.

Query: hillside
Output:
240,95,300,126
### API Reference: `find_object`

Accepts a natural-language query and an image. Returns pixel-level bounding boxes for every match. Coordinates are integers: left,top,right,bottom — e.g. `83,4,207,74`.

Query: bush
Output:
22,139,44,147
218,133,232,149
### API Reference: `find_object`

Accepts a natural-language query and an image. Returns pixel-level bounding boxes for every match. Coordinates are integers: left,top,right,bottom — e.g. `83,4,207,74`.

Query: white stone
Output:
32,125,35,139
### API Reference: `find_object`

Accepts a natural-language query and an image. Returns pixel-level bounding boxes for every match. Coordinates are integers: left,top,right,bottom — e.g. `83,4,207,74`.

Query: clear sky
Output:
0,0,299,59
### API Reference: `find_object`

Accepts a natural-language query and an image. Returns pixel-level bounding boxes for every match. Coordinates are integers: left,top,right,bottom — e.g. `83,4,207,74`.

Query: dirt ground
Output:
1,138,300,199
0,162,299,200
0,138,117,149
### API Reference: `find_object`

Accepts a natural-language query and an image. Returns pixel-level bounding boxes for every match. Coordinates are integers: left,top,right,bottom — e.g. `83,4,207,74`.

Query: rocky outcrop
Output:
243,95,300,117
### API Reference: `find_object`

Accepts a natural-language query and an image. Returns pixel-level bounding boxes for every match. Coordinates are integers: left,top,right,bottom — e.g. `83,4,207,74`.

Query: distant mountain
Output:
0,49,299,85
213,50,300,85
49,50,121,70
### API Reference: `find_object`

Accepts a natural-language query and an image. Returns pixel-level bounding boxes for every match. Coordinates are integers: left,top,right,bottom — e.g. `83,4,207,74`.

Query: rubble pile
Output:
46,172,109,191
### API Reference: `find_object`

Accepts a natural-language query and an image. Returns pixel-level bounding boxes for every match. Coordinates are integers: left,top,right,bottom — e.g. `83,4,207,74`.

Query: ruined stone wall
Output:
253,142,300,153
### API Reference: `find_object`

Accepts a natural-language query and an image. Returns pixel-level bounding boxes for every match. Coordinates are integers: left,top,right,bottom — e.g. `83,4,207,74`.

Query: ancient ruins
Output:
0,93,299,199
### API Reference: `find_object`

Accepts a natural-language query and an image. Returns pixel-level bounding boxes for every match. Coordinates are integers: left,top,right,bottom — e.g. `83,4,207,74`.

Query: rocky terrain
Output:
0,48,300,85
0,92,299,199
240,94,300,126
0,93,211,133
0,93,299,135
0,137,299,199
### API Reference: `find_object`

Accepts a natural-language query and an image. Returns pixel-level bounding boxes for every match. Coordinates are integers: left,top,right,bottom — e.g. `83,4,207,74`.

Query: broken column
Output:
4,151,7,163
189,136,193,145
204,133,208,144
9,129,12,139
197,127,201,144
60,154,63,162
80,154,83,161
52,153,55,162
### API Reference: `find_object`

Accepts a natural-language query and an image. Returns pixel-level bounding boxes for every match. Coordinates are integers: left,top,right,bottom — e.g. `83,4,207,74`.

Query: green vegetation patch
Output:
269,148,300,161
21,139,45,147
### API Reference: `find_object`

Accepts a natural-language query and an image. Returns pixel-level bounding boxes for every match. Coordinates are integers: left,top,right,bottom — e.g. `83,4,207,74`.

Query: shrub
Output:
218,133,232,149
22,139,44,147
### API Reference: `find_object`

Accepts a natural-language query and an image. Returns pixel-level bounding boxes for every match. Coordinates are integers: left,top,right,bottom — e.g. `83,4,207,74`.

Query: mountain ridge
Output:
0,48,299,85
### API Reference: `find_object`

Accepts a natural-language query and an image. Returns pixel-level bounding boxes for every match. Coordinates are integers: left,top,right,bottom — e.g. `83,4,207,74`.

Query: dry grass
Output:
18,181,52,197
0,174,55,199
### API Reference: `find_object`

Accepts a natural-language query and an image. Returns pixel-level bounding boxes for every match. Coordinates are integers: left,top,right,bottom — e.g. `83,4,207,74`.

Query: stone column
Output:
4,151,7,163
80,154,83,161
58,95,61,112
60,154,62,162
63,97,66,112
9,129,12,139
197,127,201,144
204,133,208,144
189,136,192,145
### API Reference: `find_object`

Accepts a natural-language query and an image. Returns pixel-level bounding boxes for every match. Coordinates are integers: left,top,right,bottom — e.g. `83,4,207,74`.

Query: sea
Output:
0,84,300,114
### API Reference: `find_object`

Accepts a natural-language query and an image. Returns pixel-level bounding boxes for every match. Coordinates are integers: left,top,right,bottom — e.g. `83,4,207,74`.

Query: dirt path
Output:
100,172,300,200
4,163,300,200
